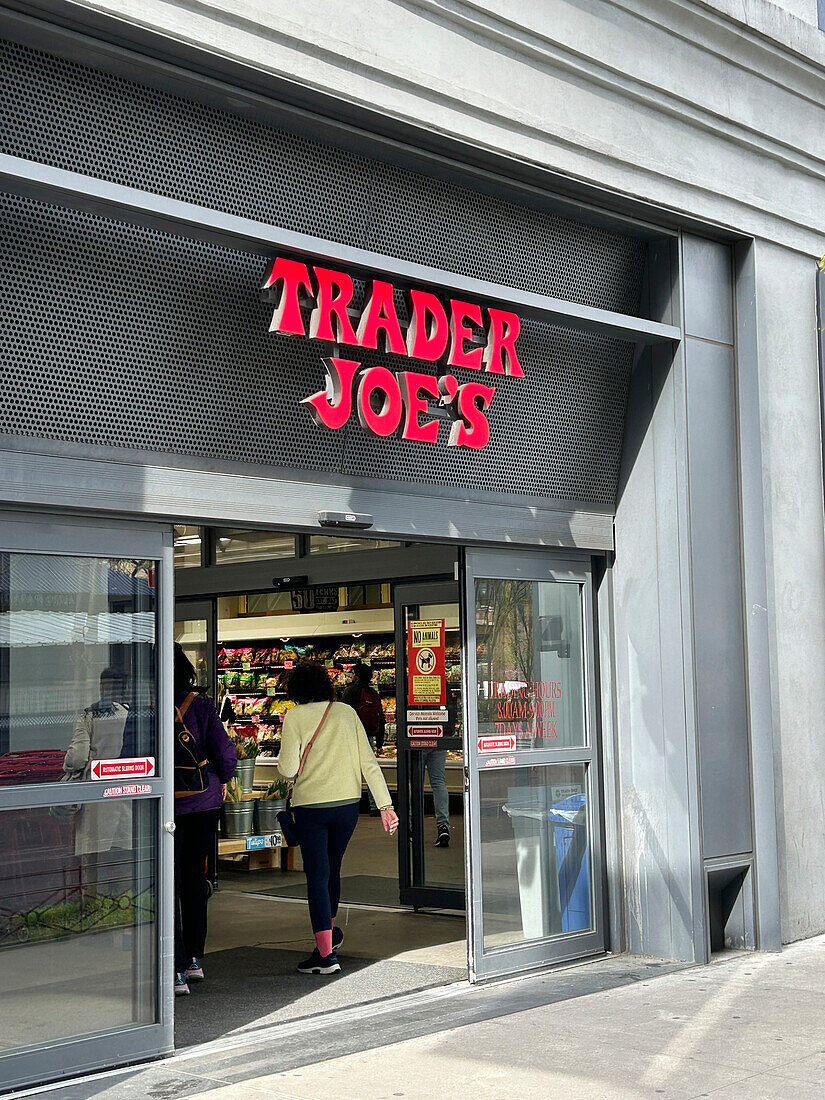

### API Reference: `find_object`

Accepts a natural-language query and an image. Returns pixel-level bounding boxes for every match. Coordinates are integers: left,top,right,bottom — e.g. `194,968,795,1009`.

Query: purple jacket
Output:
175,691,237,816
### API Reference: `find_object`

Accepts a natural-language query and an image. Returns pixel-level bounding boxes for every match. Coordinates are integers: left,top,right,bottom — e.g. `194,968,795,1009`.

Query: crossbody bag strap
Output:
175,691,197,724
296,701,333,778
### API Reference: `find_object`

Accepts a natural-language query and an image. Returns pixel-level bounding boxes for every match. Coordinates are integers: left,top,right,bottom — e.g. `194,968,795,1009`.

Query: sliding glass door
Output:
0,515,173,1091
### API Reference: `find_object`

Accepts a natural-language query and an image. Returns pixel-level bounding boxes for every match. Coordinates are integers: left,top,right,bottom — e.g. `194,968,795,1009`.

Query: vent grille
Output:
0,37,645,507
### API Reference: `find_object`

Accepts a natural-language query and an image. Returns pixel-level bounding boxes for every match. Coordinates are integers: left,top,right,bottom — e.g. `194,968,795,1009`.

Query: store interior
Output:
173,526,468,1044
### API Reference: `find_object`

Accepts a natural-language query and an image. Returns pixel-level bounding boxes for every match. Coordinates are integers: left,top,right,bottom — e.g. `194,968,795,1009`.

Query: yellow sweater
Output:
278,701,392,809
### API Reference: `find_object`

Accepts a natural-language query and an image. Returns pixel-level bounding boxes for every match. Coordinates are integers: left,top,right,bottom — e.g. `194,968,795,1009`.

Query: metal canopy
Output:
0,152,681,347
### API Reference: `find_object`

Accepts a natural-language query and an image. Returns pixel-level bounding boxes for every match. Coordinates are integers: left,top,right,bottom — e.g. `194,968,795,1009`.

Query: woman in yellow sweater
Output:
279,662,399,975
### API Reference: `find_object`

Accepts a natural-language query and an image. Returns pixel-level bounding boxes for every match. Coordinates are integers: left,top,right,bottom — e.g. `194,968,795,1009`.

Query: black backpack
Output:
174,693,209,797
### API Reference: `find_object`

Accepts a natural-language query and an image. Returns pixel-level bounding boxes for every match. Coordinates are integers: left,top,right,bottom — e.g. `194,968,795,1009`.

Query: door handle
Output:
163,821,176,834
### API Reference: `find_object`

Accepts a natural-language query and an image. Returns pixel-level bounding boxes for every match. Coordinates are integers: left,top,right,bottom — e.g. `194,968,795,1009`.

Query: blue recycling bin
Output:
504,788,589,938
548,793,589,932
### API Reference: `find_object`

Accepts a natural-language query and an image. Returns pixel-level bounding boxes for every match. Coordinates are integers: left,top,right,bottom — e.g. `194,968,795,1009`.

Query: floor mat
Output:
174,946,465,1047
255,874,402,909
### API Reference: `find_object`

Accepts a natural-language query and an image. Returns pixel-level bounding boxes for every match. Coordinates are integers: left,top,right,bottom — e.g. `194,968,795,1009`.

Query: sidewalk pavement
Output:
180,935,825,1100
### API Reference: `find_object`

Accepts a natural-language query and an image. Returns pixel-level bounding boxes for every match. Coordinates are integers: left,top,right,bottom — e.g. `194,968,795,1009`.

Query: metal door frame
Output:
0,512,175,1092
462,547,604,982
394,579,465,912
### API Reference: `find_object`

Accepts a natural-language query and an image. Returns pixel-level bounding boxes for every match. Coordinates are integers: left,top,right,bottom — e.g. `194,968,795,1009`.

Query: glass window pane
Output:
0,799,157,1051
0,555,157,786
475,578,586,751
215,529,296,564
173,525,202,569
309,536,401,554
480,763,591,950
174,618,208,689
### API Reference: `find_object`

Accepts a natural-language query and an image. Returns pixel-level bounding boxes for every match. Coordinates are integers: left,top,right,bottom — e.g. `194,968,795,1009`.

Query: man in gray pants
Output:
422,748,450,846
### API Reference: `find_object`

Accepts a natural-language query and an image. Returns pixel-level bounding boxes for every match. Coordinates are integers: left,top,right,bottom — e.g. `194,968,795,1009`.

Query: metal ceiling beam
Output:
0,152,681,346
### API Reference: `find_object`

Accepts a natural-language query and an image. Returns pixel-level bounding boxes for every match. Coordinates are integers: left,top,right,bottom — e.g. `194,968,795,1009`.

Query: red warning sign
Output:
407,725,443,739
91,757,155,781
407,619,446,706
477,736,516,754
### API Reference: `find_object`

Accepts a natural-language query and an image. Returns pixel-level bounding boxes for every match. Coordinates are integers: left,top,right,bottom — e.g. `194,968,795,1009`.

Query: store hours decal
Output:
262,257,525,450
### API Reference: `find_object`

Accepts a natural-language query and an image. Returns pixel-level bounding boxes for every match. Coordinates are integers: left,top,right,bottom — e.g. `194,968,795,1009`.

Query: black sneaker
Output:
297,948,340,975
435,823,450,847
332,926,344,952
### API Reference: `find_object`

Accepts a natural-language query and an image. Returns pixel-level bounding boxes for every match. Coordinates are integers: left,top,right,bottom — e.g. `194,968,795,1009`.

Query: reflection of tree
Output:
476,580,534,720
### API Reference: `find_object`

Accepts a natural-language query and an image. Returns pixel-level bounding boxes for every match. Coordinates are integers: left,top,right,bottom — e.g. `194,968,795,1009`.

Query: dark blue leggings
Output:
294,802,360,933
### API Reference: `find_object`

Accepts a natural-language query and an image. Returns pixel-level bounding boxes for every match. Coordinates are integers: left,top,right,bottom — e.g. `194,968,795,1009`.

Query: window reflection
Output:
215,529,296,563
0,555,157,786
0,800,157,1050
480,764,591,950
475,578,586,750
173,525,202,569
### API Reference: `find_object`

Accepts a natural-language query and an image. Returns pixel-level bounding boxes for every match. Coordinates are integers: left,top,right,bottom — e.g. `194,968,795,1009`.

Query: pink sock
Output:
315,929,333,957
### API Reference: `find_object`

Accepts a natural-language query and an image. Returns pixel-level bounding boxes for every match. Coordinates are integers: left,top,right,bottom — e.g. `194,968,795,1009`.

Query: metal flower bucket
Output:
234,757,256,791
255,799,286,834
222,800,255,838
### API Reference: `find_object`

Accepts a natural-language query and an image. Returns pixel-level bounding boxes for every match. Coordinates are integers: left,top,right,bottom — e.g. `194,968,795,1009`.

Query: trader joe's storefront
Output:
0,17,685,1089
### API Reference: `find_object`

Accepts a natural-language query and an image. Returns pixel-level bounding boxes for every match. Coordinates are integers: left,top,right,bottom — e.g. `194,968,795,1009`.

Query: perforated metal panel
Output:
0,37,645,508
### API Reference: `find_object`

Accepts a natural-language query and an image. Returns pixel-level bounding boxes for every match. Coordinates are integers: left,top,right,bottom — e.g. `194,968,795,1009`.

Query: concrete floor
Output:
173,813,467,1047
173,936,825,1099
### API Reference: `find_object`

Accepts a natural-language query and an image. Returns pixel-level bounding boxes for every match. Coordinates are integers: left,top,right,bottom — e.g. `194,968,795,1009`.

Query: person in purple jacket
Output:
173,643,237,996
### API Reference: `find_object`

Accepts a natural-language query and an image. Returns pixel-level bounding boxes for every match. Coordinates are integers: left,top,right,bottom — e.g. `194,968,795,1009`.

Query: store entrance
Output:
172,531,467,1043
395,580,464,911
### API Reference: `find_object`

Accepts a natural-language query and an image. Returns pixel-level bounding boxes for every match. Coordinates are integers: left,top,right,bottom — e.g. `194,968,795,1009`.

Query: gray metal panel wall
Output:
0,36,646,511
682,238,753,861
610,340,703,962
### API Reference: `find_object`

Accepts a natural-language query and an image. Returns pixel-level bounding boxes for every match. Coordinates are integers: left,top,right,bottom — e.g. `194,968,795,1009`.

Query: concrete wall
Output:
63,0,825,254
753,241,825,942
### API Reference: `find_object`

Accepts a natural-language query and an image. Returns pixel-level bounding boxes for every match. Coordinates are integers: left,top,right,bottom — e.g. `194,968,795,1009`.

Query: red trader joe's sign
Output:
262,257,525,450
407,619,446,706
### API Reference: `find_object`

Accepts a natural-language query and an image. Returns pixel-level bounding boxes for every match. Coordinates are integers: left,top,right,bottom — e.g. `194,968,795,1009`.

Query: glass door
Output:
395,581,465,911
0,516,173,1091
463,549,603,981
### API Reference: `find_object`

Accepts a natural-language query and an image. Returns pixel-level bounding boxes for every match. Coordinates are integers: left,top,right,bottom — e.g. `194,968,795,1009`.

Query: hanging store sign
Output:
262,257,525,450
407,619,446,706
